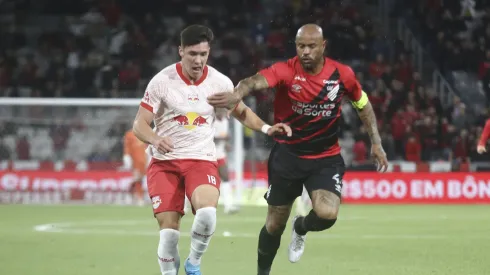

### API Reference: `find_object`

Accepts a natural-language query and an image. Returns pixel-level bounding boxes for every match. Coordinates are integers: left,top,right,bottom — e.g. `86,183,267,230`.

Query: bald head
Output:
295,24,326,73
296,24,323,40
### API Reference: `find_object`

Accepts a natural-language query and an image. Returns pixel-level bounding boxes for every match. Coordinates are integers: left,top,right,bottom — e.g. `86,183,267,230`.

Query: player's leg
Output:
183,160,221,274
294,186,309,216
218,159,236,214
147,159,186,275
130,168,145,206
257,204,293,275
257,144,304,275
289,159,345,263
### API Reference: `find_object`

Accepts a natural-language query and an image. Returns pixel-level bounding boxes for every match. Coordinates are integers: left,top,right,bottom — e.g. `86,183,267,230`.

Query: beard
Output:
300,58,321,72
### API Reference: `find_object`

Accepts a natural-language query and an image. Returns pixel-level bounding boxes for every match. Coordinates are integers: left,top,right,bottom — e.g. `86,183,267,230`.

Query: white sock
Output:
158,229,180,275
188,207,216,266
220,182,233,211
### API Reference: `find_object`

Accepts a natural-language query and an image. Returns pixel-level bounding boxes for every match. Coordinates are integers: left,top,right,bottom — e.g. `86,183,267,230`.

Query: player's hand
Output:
207,92,242,110
371,144,388,172
477,145,486,154
152,136,173,154
267,123,292,137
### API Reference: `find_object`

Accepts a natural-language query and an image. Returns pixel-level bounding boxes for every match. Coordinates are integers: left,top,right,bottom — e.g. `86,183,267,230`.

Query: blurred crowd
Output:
0,0,487,166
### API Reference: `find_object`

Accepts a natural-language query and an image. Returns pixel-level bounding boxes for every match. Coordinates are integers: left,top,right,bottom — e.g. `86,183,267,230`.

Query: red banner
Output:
342,172,490,204
1,171,489,204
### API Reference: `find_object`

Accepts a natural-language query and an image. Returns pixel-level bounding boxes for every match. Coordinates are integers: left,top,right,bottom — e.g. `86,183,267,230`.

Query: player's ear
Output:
323,39,327,50
178,46,184,58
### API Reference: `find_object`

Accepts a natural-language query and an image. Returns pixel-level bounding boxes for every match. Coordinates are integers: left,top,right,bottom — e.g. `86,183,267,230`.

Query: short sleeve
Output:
140,78,164,114
258,62,293,87
223,77,234,93
340,65,362,102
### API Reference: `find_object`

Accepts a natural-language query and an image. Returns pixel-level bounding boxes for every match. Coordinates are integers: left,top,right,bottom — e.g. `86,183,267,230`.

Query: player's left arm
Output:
231,101,292,137
343,66,388,172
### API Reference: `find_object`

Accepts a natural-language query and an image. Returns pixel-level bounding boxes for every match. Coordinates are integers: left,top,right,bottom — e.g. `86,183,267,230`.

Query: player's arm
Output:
207,62,290,109
133,80,173,154
477,119,490,154
231,101,292,137
234,73,270,99
343,66,387,172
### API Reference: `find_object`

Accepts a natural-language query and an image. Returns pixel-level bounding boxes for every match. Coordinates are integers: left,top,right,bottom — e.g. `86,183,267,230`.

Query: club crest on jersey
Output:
327,84,340,101
173,112,208,130
187,93,199,104
291,84,302,93
152,196,161,209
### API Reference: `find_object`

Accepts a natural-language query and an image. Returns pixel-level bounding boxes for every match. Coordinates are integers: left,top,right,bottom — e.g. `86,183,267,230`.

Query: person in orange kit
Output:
123,129,148,206
477,119,490,154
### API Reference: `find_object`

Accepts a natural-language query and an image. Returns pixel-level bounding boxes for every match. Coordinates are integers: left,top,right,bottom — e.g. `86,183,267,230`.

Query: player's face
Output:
179,42,210,80
295,36,326,72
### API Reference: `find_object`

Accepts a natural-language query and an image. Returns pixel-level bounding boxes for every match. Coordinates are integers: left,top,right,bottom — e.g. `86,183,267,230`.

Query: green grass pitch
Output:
1,204,489,275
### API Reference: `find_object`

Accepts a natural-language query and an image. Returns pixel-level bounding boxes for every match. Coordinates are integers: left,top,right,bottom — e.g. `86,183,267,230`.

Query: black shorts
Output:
265,143,345,206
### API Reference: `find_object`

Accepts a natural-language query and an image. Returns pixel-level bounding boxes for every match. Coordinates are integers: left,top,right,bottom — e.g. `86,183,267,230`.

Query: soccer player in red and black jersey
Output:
208,24,388,274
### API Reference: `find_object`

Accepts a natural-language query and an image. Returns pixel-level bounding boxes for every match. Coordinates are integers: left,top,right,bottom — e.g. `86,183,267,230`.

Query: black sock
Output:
257,226,281,271
294,216,308,235
294,210,337,235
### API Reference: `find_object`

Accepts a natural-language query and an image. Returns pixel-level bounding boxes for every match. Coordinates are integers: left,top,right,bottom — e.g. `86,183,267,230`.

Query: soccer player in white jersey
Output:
132,25,292,275
214,109,238,214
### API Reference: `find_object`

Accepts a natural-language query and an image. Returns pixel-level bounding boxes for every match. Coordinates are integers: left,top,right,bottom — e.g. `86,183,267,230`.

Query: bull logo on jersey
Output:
188,93,199,104
173,112,208,130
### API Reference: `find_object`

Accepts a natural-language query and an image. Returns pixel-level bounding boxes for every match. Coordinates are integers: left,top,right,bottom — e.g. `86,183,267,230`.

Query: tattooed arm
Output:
353,97,388,171
207,73,271,109
355,101,382,145
234,73,270,98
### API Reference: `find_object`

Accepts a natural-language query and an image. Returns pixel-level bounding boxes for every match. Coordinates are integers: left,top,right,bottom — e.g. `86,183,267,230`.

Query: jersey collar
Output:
176,63,208,86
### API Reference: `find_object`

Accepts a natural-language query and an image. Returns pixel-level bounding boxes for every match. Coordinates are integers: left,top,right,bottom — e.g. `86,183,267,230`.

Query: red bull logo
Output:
173,112,207,130
188,93,199,104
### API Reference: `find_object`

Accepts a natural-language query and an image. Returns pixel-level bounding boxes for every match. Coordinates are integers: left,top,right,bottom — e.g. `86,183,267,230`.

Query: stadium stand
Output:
0,0,486,171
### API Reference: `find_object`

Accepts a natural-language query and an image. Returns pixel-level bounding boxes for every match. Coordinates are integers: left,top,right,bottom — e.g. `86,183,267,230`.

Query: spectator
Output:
16,136,30,160
405,135,422,162
368,54,388,79
0,139,10,160
352,139,368,164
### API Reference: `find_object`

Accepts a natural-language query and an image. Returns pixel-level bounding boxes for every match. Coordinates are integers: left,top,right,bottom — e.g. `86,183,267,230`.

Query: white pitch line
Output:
32,222,490,240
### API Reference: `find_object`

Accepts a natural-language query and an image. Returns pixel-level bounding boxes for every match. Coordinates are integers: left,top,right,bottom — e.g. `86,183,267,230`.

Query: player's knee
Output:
155,212,181,230
307,210,337,231
191,185,220,209
313,205,338,220
265,220,286,236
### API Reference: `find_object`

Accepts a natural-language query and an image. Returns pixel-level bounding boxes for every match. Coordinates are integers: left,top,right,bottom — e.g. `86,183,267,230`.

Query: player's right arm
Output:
477,119,490,154
231,101,292,137
133,79,173,154
207,61,291,109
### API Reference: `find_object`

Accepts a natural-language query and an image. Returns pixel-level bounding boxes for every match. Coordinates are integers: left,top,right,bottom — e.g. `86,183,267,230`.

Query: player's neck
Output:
304,58,325,75
182,67,203,84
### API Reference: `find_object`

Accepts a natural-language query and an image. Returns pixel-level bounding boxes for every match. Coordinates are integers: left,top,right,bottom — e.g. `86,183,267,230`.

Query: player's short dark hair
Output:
180,25,214,47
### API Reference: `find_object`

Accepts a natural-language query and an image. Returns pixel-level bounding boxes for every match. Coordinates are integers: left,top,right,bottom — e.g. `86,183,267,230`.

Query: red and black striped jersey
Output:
259,56,362,159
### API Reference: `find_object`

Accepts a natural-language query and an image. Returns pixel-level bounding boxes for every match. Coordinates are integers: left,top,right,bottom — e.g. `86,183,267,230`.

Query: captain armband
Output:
351,90,369,110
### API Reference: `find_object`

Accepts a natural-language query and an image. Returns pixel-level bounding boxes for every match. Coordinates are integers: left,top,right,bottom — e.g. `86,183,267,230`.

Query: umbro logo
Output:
291,84,302,93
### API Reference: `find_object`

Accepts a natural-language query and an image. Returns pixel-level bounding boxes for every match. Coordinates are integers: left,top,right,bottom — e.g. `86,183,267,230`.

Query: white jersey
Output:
140,62,233,161
214,118,229,160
